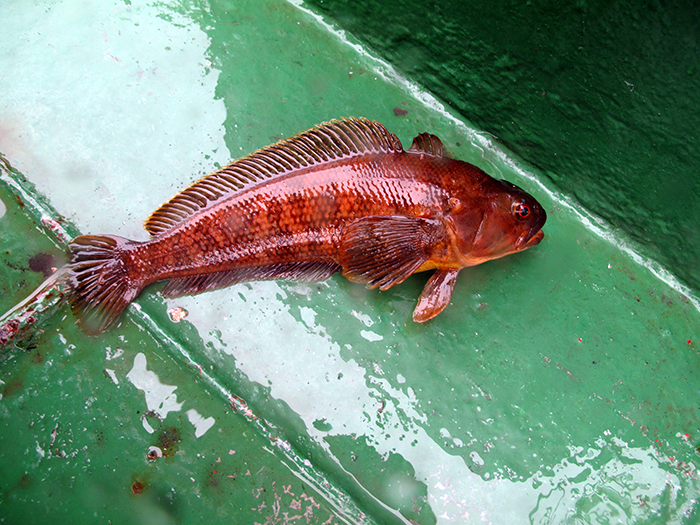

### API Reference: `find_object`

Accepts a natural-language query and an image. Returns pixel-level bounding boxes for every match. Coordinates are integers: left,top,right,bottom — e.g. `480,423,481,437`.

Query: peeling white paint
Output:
186,409,215,438
105,368,118,385
126,352,183,420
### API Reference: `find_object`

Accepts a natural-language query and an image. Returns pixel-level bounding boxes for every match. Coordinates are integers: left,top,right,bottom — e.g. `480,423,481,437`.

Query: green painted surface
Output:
306,0,700,296
1,0,699,524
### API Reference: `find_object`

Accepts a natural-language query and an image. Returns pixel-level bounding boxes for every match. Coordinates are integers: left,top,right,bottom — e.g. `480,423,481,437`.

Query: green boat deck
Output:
1,1,698,523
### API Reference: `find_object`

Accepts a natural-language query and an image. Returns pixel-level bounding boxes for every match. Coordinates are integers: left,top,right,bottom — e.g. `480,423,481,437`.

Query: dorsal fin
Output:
408,132,445,157
144,117,404,236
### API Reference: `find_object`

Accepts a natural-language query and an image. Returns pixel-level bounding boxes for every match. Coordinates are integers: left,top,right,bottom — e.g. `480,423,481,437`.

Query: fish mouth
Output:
516,228,545,251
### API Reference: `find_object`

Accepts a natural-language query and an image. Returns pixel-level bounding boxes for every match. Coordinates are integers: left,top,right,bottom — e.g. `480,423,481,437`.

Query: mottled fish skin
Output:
65,117,546,333
137,155,460,280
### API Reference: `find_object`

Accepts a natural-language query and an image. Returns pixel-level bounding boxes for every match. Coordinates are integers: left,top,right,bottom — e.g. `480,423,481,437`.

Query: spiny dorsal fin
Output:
408,132,445,157
144,117,404,236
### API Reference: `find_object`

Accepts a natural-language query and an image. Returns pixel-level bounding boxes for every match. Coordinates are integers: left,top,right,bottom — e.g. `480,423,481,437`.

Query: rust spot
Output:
2,379,23,397
0,320,20,346
393,107,408,117
206,470,219,488
155,427,181,457
18,474,33,490
131,481,144,494
15,194,24,208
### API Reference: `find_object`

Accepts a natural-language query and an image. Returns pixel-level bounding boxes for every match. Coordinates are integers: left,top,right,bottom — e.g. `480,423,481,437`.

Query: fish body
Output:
67,118,546,333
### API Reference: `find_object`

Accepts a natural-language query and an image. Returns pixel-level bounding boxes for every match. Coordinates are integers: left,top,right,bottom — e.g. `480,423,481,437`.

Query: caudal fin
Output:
66,235,142,334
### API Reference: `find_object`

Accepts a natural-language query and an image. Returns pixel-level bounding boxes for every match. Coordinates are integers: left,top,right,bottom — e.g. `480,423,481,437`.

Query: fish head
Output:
451,179,547,265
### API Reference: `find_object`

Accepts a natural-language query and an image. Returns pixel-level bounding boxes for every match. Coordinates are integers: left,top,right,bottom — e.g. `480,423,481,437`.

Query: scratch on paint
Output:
253,480,331,524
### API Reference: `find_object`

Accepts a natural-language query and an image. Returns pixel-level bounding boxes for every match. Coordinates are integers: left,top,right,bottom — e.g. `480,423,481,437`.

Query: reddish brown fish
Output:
67,117,546,333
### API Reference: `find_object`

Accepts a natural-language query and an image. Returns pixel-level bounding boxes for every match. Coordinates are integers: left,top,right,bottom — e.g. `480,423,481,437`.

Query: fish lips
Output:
515,213,547,251
516,228,545,250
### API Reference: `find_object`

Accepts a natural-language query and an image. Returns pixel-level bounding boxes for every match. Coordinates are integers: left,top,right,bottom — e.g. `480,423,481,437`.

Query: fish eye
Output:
512,202,531,219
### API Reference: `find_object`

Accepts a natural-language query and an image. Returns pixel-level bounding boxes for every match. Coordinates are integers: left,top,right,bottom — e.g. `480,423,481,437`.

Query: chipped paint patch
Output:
126,352,183,422
186,409,215,438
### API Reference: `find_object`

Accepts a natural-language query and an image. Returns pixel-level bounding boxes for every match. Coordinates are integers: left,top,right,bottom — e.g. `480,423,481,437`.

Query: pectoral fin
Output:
412,269,460,323
339,215,444,290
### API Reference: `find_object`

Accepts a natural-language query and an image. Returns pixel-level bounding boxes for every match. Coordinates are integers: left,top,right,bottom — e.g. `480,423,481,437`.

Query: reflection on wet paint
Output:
0,0,229,239
171,285,700,523
526,440,695,523
360,330,383,342
351,311,384,342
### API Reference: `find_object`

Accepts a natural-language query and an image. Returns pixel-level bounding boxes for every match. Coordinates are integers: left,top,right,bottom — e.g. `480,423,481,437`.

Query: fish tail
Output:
66,235,143,334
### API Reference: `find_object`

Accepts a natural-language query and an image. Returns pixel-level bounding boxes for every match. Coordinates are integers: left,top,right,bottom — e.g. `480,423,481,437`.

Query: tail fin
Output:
66,235,142,334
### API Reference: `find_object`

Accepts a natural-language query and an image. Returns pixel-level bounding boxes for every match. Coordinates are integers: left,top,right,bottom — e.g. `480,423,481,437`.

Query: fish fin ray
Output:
66,235,142,334
144,117,403,236
339,216,443,290
412,269,459,322
408,132,445,157
161,261,341,297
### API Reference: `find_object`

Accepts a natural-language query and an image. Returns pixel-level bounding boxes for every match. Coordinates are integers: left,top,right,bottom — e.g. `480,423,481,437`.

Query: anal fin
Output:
162,261,341,298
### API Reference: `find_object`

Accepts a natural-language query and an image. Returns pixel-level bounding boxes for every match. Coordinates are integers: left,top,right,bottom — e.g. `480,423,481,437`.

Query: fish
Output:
66,117,546,334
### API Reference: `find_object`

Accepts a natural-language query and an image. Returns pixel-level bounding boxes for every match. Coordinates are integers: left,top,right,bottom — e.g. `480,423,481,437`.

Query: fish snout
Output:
515,204,547,251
